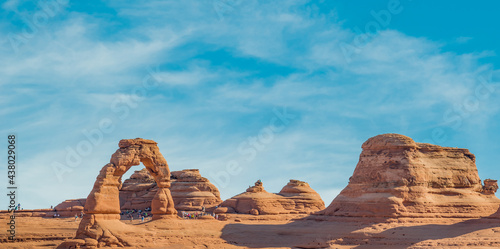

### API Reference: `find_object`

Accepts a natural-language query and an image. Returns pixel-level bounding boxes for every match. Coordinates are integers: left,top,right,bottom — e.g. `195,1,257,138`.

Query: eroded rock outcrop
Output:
53,198,86,216
483,179,499,195
217,180,324,215
54,168,222,217
170,169,222,211
120,168,222,211
59,138,176,248
322,133,500,218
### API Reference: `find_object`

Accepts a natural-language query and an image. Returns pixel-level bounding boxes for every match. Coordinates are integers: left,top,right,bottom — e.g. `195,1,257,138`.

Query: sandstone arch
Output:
62,138,177,248
84,138,176,218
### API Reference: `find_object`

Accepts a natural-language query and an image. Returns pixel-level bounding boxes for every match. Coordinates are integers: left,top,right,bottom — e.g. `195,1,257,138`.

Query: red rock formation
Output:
84,138,176,219
322,133,500,218
61,138,177,248
53,199,86,217
170,169,222,211
54,169,222,217
279,179,325,211
119,169,157,210
483,179,499,195
217,180,324,215
120,168,222,211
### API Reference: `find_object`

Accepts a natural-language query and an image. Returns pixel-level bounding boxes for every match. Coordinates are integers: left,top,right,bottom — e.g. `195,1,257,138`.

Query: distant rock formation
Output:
53,199,86,216
120,168,222,211
216,180,324,215
119,168,155,210
322,134,500,218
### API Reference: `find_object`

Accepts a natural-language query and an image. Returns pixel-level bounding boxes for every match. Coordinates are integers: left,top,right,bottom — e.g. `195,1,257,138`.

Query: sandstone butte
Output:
215,179,325,215
321,133,500,218
121,168,222,211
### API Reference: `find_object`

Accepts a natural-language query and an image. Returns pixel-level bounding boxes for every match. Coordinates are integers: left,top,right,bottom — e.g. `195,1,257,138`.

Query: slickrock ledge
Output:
322,133,500,218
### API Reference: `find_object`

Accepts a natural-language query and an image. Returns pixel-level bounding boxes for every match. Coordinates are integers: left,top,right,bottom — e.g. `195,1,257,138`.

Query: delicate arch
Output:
64,139,176,248
84,138,177,217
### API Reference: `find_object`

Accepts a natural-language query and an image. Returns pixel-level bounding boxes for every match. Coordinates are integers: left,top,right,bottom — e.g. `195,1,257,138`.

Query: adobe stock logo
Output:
210,107,296,189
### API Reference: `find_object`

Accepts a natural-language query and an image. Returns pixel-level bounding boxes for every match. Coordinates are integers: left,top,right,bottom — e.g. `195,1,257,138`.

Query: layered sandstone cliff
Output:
217,180,324,215
120,168,222,211
322,133,500,218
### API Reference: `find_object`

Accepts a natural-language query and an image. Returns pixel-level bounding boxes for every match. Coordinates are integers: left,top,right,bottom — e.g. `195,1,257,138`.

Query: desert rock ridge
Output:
2,134,499,248
217,179,325,215
322,133,500,218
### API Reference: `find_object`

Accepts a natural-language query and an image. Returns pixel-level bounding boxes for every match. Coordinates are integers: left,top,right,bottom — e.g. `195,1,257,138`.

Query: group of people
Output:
74,211,84,221
180,206,220,220
47,204,84,219
181,211,219,219
51,205,223,221
181,211,203,219
121,208,151,222
50,205,61,218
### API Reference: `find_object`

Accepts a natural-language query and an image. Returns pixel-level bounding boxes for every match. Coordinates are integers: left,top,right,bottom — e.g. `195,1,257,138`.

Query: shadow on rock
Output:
221,215,375,248
353,211,500,248
221,211,500,248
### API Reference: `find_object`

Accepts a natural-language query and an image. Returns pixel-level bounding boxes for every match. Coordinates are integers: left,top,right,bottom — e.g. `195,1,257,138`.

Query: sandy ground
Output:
2,215,500,248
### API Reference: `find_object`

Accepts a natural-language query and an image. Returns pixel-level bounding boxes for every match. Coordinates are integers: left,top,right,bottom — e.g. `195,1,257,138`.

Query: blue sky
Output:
1,0,499,209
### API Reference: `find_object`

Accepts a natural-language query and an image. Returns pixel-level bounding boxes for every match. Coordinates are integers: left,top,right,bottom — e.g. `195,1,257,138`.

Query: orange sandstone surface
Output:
216,180,325,215
2,215,500,248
